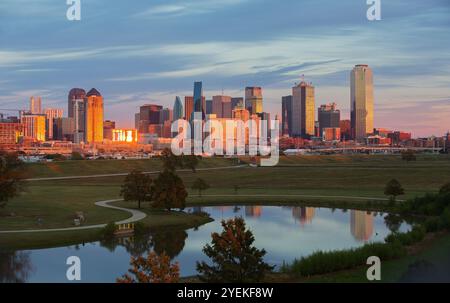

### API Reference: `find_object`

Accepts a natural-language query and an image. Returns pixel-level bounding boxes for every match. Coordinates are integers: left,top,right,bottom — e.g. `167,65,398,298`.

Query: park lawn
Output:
0,184,127,230
111,201,213,229
24,157,236,178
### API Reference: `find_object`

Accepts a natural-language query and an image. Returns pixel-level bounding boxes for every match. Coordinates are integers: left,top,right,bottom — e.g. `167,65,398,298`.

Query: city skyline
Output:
0,0,449,137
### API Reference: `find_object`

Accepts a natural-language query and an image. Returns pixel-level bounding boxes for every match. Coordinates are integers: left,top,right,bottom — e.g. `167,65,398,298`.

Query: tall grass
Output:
281,242,406,277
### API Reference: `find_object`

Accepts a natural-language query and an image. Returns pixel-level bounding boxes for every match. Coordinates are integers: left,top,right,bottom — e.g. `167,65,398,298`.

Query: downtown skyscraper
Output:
85,88,104,143
351,64,374,141
68,88,86,143
292,81,315,138
173,96,184,121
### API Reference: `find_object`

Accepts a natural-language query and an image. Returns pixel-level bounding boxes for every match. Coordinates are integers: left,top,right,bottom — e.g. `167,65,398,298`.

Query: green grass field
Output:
0,154,449,250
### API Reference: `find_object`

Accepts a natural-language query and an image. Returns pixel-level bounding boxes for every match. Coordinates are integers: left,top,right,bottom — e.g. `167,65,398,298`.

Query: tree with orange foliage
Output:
117,251,180,283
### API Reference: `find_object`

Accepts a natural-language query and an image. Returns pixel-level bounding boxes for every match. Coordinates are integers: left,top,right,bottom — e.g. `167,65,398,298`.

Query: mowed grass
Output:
0,184,127,230
2,154,449,232
24,157,235,178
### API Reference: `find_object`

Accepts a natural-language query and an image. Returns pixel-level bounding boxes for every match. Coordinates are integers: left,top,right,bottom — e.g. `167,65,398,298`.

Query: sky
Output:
0,0,449,137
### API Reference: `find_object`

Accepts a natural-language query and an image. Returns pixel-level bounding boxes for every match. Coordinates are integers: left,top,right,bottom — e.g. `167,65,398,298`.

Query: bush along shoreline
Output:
281,186,450,278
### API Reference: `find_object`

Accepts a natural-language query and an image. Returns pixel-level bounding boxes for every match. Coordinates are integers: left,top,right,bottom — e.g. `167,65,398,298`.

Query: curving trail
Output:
0,199,146,234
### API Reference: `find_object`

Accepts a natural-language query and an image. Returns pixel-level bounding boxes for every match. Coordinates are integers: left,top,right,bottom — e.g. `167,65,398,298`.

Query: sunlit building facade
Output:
30,96,42,114
351,64,374,142
21,114,46,142
245,87,263,114
68,88,87,143
85,88,104,144
292,81,315,138
44,108,63,140
112,129,138,143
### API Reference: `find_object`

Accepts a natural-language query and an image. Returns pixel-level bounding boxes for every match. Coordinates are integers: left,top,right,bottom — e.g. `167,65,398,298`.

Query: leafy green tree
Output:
191,178,210,197
197,217,274,283
151,170,187,211
384,179,405,203
401,150,416,162
120,170,153,209
439,182,450,195
160,148,201,172
0,152,25,208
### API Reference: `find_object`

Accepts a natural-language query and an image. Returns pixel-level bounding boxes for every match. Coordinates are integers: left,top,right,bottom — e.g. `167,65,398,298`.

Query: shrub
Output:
424,217,444,233
283,242,406,277
385,225,426,246
441,206,450,228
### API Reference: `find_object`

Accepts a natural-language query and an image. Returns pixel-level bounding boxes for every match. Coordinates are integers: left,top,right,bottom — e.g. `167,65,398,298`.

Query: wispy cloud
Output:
135,0,251,18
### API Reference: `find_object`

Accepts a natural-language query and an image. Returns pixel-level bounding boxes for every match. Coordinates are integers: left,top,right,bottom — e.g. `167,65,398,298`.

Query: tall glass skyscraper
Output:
193,81,203,115
173,96,183,120
351,64,374,142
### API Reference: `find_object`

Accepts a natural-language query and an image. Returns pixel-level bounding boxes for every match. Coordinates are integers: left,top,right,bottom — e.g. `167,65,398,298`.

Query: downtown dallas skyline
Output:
0,0,449,137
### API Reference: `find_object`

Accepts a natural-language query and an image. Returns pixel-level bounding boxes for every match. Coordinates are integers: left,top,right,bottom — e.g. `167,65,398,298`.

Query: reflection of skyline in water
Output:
6,206,409,282
245,206,262,218
0,251,34,283
292,207,316,226
350,210,374,242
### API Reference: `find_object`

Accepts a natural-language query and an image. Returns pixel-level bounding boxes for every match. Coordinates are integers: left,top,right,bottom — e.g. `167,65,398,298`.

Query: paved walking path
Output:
25,165,247,182
0,199,146,234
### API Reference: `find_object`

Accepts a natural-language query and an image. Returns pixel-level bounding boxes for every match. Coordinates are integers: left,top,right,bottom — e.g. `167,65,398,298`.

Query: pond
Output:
0,205,410,283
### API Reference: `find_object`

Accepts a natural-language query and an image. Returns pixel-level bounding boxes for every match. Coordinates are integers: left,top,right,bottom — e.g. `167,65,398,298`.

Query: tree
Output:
191,178,210,197
384,179,405,203
401,150,416,162
0,152,25,208
120,170,153,209
182,155,200,172
117,251,180,283
151,170,187,211
161,148,183,171
439,182,450,195
197,217,274,283
71,151,84,160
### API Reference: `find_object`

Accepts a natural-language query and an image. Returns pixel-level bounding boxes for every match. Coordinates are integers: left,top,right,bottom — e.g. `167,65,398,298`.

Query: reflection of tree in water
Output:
0,251,34,283
98,229,188,259
384,213,404,233
151,229,188,259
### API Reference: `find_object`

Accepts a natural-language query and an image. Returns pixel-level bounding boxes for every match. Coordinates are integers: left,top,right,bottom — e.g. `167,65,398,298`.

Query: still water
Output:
0,206,410,283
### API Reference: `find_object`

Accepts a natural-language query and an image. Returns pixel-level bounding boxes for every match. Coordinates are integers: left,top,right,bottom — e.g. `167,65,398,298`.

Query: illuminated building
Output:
350,210,374,242
0,122,23,145
112,129,138,143
318,103,340,137
85,88,104,144
232,107,250,121
184,96,193,121
160,108,173,124
351,64,374,142
30,96,42,114
282,95,293,136
44,108,63,140
322,127,341,142
292,81,315,138
173,96,184,121
68,88,86,143
245,87,263,114
21,114,46,142
103,120,116,141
